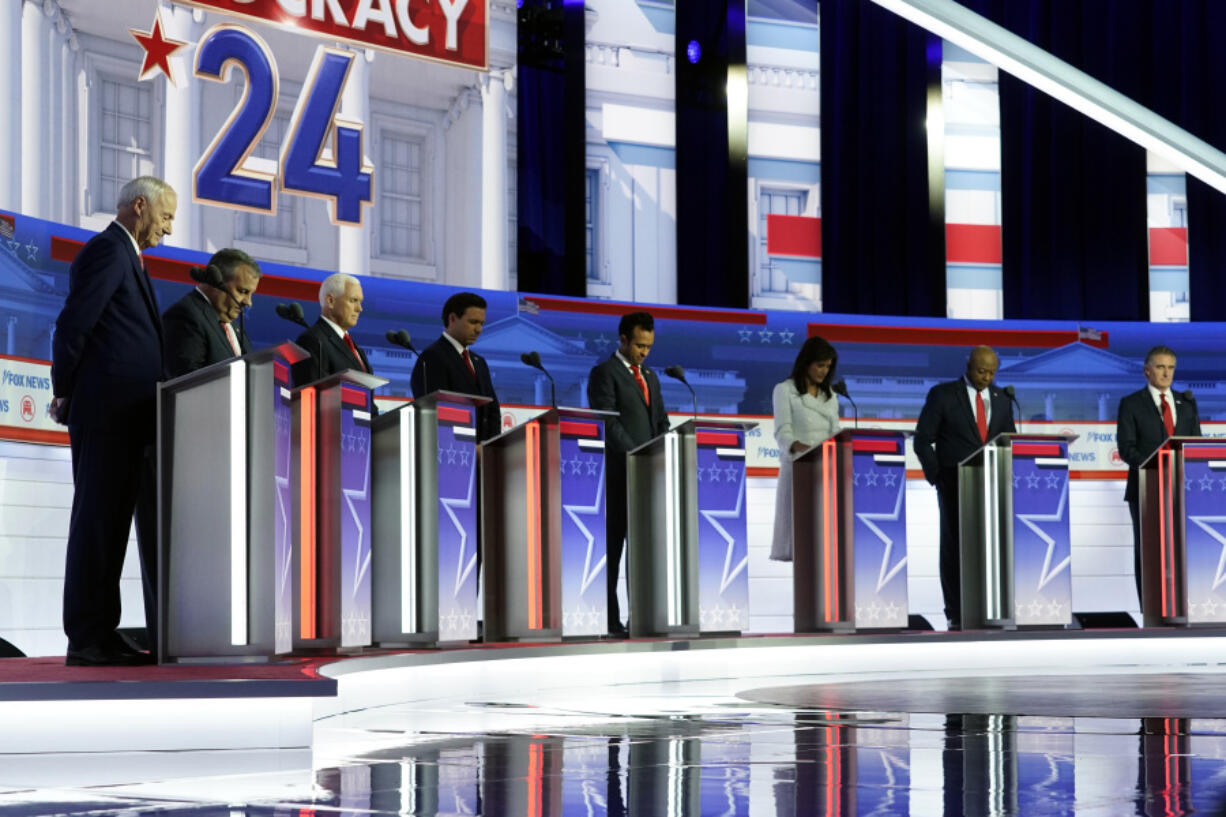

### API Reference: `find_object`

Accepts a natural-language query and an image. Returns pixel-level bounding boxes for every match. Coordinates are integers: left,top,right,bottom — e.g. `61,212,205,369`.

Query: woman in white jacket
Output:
770,336,841,561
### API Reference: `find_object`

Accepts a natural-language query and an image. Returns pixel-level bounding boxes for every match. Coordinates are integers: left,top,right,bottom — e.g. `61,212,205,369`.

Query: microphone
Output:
520,350,556,408
664,365,697,418
275,302,309,329
832,379,858,429
189,263,225,289
1003,384,1022,435
385,329,417,354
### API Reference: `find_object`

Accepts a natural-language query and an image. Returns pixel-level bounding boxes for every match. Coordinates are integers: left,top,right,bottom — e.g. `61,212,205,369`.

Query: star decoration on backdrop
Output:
777,329,795,345
130,9,188,87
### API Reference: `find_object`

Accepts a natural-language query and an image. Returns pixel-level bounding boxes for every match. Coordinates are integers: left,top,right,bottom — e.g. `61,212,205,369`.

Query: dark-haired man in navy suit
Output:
410,291,502,442
51,175,176,666
162,247,260,377
587,311,670,636
1116,345,1201,606
914,345,1016,630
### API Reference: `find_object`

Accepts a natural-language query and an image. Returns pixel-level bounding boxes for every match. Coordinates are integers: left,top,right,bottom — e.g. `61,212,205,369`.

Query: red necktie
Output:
221,321,240,356
975,390,988,443
631,364,650,405
1161,392,1175,438
343,333,366,372
462,347,476,379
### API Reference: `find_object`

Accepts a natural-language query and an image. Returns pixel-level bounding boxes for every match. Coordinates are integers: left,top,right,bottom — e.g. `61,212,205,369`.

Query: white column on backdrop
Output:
0,2,23,211
479,69,508,291
336,46,372,278
160,1,203,247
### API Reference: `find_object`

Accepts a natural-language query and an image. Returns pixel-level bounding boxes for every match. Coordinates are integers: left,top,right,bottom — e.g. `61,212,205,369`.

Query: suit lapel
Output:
112,224,162,340
612,355,649,408
194,292,233,357
954,380,979,440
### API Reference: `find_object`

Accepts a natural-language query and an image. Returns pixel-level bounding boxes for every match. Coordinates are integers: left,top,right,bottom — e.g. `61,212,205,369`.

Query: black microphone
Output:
385,329,417,354
664,365,697,418
520,350,556,408
275,302,309,329
1003,384,1022,435
832,379,858,429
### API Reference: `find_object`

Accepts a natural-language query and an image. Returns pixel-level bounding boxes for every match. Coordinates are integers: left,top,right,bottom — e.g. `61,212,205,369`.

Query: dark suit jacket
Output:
1117,387,1201,502
162,290,252,378
587,354,670,456
52,222,164,432
914,377,1016,485
410,335,502,442
291,317,372,387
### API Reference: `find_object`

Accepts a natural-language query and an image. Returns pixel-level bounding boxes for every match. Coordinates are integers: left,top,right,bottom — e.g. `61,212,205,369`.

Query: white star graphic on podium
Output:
1016,479,1071,592
563,456,608,597
854,474,908,592
698,464,748,594
440,444,479,598
342,430,372,610
1186,512,1226,592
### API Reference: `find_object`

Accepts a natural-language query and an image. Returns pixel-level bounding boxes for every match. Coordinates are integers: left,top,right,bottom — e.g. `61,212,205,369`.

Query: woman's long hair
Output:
789,336,838,398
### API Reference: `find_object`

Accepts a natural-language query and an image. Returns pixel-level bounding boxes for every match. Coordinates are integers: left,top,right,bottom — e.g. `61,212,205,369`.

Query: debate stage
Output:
6,627,1226,815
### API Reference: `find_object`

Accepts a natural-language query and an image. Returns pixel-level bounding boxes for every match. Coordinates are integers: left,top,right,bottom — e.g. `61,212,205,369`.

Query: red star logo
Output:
129,9,188,87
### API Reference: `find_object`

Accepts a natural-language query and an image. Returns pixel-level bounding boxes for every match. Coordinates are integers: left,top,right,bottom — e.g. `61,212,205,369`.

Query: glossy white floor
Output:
5,632,1226,815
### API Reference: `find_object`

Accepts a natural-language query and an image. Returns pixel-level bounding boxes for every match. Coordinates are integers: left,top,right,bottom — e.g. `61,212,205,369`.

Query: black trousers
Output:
605,455,627,626
1128,495,1142,608
63,425,158,652
935,469,962,626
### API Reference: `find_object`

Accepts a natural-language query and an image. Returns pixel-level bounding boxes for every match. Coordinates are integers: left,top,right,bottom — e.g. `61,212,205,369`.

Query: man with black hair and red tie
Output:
1116,345,1201,606
291,272,372,386
587,311,670,636
410,291,502,442
914,345,1016,631
51,175,176,666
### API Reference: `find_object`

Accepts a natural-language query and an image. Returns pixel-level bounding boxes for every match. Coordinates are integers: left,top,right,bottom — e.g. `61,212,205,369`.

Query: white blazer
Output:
770,379,841,561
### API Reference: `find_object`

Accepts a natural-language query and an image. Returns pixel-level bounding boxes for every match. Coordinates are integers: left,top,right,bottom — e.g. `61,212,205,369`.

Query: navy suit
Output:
1116,387,1201,602
291,317,373,387
913,377,1016,626
51,222,163,653
162,289,252,378
587,354,670,627
410,336,502,443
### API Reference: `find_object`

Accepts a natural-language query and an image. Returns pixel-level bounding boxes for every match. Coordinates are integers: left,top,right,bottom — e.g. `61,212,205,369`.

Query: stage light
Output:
686,40,701,64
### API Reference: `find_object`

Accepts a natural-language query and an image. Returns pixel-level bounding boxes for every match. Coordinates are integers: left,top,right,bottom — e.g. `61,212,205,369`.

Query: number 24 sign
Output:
194,25,373,225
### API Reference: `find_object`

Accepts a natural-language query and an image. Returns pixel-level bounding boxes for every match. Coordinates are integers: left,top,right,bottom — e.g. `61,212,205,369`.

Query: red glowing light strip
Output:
299,387,317,639
696,431,741,446
851,438,898,453
525,421,542,630
438,405,472,425
273,360,290,385
528,742,543,817
340,385,367,407
1012,443,1063,457
559,420,599,438
822,438,838,623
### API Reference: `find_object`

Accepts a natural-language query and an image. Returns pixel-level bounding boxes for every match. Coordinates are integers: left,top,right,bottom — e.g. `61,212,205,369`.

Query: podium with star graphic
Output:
958,432,1077,630
156,341,309,662
291,369,388,652
626,419,755,638
1139,437,1226,627
481,407,617,642
370,390,490,646
792,428,910,633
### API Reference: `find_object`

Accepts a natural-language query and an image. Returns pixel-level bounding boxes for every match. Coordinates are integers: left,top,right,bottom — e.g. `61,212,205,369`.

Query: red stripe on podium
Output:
438,405,472,425
273,360,290,386
1012,443,1063,457
559,420,599,438
851,439,898,453
697,431,740,446
1181,446,1226,460
340,385,367,408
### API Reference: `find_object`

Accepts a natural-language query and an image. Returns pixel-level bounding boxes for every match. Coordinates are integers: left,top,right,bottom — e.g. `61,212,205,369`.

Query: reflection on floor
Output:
7,650,1226,815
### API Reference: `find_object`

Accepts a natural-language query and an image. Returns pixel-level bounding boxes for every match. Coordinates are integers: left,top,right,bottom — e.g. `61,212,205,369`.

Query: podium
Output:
1139,437,1226,627
156,341,308,662
371,390,488,645
291,369,388,651
792,429,910,633
626,419,754,638
481,407,615,642
958,432,1077,630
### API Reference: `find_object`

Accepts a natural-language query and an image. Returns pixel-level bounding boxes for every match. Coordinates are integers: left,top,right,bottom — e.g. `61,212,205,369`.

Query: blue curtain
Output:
819,0,946,317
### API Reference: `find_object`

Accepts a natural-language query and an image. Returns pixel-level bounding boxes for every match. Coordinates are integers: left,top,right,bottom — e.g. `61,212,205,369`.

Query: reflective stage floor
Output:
5,631,1226,816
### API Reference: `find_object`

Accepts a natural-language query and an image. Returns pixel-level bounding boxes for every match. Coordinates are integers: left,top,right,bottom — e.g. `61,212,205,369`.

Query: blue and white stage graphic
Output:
559,418,608,637
1010,440,1073,626
1180,443,1226,624
436,401,480,642
338,386,373,647
849,433,909,629
696,427,750,633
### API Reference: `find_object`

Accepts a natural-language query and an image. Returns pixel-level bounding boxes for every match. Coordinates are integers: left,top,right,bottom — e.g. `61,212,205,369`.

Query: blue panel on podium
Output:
437,401,480,642
338,385,373,647
559,418,608,637
1010,439,1072,626
273,360,294,654
1181,443,1226,624
696,427,749,633
849,434,908,628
